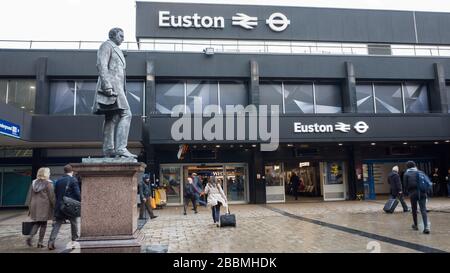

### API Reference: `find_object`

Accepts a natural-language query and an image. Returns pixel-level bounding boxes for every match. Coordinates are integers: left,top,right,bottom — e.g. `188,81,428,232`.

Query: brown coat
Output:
27,179,55,221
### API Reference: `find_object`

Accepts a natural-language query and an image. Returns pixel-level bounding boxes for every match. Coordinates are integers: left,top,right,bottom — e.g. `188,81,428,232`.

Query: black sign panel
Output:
136,2,447,44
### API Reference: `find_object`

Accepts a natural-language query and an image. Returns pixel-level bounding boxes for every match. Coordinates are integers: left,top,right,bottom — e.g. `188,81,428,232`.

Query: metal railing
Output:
1,39,450,57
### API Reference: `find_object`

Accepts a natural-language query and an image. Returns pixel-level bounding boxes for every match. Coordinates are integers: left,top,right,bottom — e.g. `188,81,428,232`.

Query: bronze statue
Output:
93,28,137,158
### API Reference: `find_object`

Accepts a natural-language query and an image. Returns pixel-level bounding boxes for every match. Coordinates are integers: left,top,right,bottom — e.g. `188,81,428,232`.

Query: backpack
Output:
416,171,432,193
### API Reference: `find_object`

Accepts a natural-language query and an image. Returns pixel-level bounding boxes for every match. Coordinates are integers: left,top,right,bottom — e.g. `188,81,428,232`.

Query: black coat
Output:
388,171,403,196
138,181,152,201
53,175,81,219
290,175,300,190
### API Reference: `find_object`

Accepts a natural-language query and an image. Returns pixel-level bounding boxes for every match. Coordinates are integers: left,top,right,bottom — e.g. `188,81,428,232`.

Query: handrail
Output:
1,39,450,57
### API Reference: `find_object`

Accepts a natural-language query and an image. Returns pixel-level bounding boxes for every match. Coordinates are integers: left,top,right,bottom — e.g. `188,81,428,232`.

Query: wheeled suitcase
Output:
220,207,236,227
383,198,399,213
22,221,34,235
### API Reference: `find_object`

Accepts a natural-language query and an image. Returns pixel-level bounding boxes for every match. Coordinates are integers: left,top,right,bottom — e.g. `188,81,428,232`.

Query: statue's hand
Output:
104,88,118,97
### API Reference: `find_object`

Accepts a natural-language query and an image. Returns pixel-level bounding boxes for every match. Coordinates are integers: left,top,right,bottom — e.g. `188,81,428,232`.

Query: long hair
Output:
36,167,50,180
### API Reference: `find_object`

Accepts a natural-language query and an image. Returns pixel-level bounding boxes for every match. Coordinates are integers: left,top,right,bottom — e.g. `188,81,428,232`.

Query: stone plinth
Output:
71,162,146,252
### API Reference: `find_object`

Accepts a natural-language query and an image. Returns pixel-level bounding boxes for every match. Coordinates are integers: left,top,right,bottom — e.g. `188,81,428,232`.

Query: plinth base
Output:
77,230,144,253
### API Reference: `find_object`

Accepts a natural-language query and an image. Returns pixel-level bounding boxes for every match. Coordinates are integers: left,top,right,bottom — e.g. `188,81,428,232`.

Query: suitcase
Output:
220,208,236,227
383,198,399,213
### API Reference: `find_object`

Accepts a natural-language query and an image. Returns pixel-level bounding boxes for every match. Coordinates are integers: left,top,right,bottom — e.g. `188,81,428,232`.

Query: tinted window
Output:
156,81,184,114
315,84,342,113
284,83,314,114
356,84,374,113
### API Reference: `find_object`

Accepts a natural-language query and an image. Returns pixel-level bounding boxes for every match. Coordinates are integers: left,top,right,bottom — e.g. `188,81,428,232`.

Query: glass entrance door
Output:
224,164,247,203
264,163,285,203
320,161,347,201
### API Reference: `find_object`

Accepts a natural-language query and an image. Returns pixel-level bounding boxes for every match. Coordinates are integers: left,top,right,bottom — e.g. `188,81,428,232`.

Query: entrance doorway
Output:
285,161,322,201
159,163,248,205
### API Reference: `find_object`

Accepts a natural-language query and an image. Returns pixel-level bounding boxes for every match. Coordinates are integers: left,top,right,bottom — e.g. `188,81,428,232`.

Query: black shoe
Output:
404,209,410,212
48,242,55,250
194,211,198,214
26,238,32,247
423,228,430,234
216,224,220,227
37,243,44,248
412,224,418,230
150,215,158,219
183,212,187,215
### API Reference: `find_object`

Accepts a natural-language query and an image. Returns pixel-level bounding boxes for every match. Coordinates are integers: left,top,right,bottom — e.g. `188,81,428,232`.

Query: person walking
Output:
25,167,55,248
446,168,450,198
204,176,228,227
192,173,206,208
290,172,300,200
48,164,81,250
183,177,200,215
403,161,430,234
138,174,158,220
388,166,409,212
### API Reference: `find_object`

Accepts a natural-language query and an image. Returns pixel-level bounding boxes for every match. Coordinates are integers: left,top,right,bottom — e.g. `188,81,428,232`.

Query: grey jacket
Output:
93,40,129,114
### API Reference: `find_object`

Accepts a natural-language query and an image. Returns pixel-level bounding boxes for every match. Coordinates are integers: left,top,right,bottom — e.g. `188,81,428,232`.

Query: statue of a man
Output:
93,28,137,158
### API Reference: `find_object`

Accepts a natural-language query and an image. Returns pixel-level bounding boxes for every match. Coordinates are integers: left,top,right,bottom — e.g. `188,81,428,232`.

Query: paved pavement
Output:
1,197,449,253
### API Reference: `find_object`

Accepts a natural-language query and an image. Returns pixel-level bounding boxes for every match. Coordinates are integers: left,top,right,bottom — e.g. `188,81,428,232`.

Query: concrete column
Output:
342,62,357,113
431,63,448,113
34,57,49,114
249,149,266,204
249,60,260,105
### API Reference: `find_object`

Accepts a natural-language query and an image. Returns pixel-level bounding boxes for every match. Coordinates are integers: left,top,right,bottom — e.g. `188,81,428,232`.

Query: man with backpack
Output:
403,161,432,234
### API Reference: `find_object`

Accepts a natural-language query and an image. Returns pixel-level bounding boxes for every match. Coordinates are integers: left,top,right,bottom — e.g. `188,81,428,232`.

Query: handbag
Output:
60,180,81,218
22,221,35,235
147,197,157,209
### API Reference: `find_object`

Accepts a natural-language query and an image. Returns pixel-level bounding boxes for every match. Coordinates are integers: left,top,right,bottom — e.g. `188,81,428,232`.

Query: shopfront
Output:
159,163,249,205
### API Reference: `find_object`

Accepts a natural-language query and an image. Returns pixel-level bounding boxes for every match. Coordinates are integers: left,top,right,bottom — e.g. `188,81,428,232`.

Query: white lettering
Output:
159,11,225,29
159,11,171,27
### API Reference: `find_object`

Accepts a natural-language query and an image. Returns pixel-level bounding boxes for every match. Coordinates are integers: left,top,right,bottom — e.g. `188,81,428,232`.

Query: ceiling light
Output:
434,142,439,145
252,144,257,147
216,145,221,148
371,143,376,146
287,144,293,147
338,143,343,146
445,140,450,143
403,142,408,145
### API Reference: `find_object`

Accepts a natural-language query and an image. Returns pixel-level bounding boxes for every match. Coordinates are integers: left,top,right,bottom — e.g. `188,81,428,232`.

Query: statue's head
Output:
108,28,124,46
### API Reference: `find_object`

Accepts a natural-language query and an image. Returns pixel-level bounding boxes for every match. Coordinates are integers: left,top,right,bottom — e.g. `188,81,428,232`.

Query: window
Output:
156,80,248,114
0,79,36,113
186,80,218,114
284,83,314,114
50,80,144,115
156,81,184,114
260,82,283,113
356,84,375,113
75,81,96,115
403,83,429,113
315,84,342,113
357,82,430,114
374,83,403,114
219,81,248,110
447,85,450,114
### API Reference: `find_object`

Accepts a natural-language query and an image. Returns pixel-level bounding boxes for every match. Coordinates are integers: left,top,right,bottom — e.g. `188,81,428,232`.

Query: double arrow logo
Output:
232,13,258,29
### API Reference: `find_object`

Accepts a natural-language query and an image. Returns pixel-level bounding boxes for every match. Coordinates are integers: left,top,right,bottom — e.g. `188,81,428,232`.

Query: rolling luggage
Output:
22,221,34,235
220,207,236,227
383,198,399,213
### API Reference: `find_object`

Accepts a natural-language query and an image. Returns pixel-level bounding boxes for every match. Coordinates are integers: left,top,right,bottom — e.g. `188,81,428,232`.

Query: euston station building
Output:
1,2,450,207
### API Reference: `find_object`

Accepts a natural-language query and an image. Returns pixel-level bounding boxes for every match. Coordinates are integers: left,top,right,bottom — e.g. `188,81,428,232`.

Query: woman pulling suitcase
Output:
203,176,228,227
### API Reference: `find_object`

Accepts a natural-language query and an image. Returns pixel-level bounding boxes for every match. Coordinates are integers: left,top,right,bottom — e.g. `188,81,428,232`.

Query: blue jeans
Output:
211,203,221,223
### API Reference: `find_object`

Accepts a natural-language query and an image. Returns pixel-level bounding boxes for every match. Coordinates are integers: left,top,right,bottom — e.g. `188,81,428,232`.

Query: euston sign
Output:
294,121,369,134
0,119,21,139
158,11,290,32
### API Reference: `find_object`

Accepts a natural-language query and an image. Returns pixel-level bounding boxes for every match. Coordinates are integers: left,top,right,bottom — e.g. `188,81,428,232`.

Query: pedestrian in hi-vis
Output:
388,166,409,212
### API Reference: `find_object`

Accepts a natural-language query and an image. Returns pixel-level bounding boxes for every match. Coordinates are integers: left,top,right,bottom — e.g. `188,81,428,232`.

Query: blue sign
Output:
0,119,21,139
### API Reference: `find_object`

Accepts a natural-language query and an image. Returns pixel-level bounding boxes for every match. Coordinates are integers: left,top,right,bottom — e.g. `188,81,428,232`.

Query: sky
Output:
1,0,450,42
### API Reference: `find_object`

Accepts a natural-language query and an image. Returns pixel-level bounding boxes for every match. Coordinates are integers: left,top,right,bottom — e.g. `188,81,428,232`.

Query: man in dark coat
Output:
388,165,409,212
404,161,430,234
48,164,81,250
138,174,157,220
290,172,300,200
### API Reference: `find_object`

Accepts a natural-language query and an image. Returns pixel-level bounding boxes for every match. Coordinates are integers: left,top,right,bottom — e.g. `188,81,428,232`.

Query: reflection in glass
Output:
186,80,218,114
356,84,374,113
403,83,429,113
156,81,184,114
225,166,246,202
260,82,283,113
265,164,284,186
315,84,342,113
326,162,343,185
220,81,248,110
6,80,36,113
50,81,75,115
126,81,144,116
284,83,314,114
75,81,96,115
374,84,403,113
160,166,182,204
